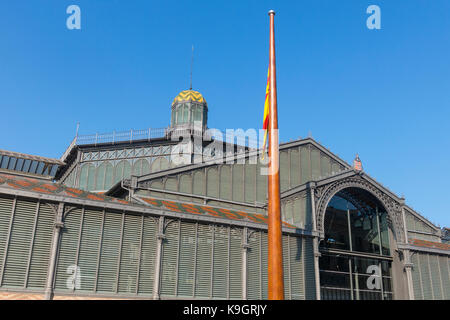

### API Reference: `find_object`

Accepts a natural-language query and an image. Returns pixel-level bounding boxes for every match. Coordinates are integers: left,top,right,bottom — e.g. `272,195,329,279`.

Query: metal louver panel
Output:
207,168,219,198
438,256,450,299
77,209,102,292
160,220,179,297
195,223,212,298
229,228,242,299
118,213,141,294
26,202,54,289
247,231,261,299
177,221,195,297
300,147,311,184
0,196,14,286
429,254,442,299
256,164,267,204
261,232,268,300
419,253,433,299
54,208,82,291
137,215,157,296
289,235,304,300
213,225,228,299
96,211,122,293
2,199,36,287
282,235,290,299
411,253,423,300
304,238,316,300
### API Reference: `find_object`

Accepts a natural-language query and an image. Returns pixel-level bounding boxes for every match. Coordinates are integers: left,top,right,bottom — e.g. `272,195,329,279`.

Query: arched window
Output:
319,187,393,300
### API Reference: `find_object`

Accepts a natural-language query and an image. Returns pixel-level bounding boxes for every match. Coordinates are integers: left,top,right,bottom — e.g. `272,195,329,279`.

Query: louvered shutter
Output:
118,213,141,294
280,151,289,192
195,224,212,298
54,208,82,291
0,196,14,287
27,202,54,289
137,215,157,296
229,228,242,299
290,148,301,188
247,231,261,299
289,236,304,300
97,211,122,293
213,225,228,299
438,256,450,299
411,253,423,300
160,220,179,297
429,254,443,299
220,166,232,201
419,253,433,299
177,222,195,297
2,199,36,287
76,209,102,292
282,235,290,299
304,238,316,300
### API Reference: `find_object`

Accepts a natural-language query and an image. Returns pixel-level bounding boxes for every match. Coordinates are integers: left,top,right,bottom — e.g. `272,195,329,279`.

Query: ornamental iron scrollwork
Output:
314,176,405,243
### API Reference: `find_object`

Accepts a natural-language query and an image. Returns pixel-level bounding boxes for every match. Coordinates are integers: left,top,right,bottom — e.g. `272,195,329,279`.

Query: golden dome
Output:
172,90,206,105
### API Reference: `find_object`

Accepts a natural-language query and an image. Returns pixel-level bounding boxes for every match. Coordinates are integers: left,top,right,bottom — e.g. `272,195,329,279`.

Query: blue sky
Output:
0,1,449,226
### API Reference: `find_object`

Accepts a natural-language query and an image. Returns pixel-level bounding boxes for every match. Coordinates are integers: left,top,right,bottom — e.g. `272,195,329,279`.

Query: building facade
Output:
0,90,448,300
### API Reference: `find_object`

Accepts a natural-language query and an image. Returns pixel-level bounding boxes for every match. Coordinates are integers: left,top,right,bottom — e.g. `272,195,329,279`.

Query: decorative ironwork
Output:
314,176,405,243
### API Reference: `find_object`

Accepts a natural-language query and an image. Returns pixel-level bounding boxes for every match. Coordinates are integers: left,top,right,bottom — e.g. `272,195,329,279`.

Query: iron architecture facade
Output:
0,89,448,300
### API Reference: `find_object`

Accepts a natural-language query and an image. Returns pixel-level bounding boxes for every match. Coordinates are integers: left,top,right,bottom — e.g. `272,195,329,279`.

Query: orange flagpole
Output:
267,10,284,300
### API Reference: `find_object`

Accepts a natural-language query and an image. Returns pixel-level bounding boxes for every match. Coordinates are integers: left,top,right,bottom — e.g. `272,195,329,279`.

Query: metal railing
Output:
60,126,263,162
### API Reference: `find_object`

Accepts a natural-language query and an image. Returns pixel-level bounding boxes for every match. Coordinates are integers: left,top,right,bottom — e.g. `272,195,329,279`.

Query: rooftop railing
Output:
61,126,262,162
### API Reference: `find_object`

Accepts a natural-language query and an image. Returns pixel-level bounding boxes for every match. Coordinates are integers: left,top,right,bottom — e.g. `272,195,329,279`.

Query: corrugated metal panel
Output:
247,231,261,299
220,166,232,201
300,147,310,184
137,215,157,295
0,196,14,286
232,165,244,203
311,148,320,180
96,210,122,293
193,171,205,198
118,213,141,294
438,256,450,299
304,238,316,300
289,235,304,300
179,174,192,194
419,253,433,299
256,163,267,204
213,225,228,299
280,151,289,192
27,202,53,289
321,155,331,178
2,199,36,287
229,228,242,299
177,221,195,297
283,201,293,225
244,163,256,203
411,253,423,300
290,148,301,188
428,254,442,299
207,168,219,198
54,208,82,291
76,208,102,292
195,223,212,298
160,220,179,297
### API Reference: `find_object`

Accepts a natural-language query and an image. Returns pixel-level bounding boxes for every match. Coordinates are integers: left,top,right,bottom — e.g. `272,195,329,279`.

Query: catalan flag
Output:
262,68,270,158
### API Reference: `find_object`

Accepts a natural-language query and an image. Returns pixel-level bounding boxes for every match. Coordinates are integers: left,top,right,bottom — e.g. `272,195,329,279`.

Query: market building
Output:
0,89,448,300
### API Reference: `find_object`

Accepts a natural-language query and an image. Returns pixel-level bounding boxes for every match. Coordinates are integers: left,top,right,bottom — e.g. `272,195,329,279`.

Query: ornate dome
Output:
172,90,206,105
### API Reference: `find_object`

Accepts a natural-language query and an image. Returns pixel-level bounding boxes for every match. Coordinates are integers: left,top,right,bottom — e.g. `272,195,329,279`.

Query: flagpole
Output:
267,9,284,300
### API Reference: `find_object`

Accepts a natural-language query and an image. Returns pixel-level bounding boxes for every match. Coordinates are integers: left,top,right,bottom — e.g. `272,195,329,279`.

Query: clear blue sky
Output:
0,1,449,227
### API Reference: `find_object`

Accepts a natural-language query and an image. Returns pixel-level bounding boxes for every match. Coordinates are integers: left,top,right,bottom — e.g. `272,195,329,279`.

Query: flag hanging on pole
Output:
262,68,270,159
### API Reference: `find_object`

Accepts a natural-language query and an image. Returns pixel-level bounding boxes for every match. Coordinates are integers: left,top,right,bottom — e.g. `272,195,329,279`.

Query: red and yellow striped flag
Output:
262,68,270,158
